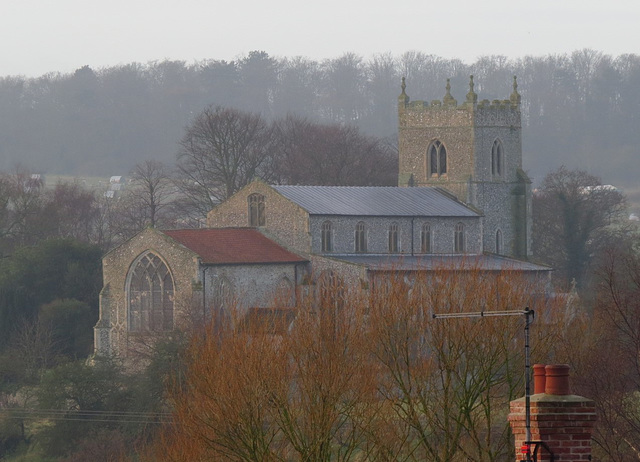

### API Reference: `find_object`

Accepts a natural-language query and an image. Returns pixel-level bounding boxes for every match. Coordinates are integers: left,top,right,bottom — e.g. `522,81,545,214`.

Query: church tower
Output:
398,76,532,259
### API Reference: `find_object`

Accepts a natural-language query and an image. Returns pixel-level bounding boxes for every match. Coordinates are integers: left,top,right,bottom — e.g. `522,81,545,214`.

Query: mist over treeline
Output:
1,49,638,185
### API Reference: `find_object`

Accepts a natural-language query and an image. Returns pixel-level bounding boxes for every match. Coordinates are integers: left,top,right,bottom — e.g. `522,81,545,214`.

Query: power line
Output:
0,407,174,424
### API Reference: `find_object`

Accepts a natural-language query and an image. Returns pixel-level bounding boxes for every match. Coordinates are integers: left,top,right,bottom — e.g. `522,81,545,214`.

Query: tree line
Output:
0,108,396,255
1,50,639,187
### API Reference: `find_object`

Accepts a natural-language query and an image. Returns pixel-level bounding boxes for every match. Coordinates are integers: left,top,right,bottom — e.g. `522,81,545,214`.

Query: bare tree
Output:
143,267,570,461
0,167,44,253
274,115,397,186
38,182,99,243
533,166,627,287
127,160,176,229
176,106,278,219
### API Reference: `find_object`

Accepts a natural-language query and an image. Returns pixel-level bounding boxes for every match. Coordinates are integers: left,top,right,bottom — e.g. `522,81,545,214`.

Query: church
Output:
94,77,551,357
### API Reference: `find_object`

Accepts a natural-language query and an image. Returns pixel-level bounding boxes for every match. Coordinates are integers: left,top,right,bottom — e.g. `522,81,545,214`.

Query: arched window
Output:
388,223,399,253
355,221,367,253
321,221,333,252
127,252,174,332
248,193,265,226
496,229,503,255
454,222,465,253
275,277,295,306
318,270,345,312
421,223,432,253
491,139,503,176
215,277,234,311
428,140,447,178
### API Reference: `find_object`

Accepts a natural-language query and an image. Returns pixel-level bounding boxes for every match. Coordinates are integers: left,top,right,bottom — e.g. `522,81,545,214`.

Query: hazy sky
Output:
3,0,639,77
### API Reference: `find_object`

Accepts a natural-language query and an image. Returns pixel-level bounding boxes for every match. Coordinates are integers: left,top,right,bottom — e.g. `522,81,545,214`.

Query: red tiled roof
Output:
162,228,307,265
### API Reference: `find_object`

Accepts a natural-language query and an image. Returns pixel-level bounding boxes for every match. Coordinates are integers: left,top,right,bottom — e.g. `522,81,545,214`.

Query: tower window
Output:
492,139,503,176
428,140,447,178
496,229,503,255
321,220,333,252
454,222,465,253
355,221,367,253
421,223,432,253
388,223,399,253
248,193,265,226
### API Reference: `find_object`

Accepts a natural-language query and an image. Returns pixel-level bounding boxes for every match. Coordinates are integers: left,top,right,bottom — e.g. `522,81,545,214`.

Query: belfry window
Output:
128,252,174,332
454,222,465,253
321,221,333,252
492,139,503,176
421,223,432,253
248,193,265,227
388,223,399,253
428,140,447,178
355,221,367,253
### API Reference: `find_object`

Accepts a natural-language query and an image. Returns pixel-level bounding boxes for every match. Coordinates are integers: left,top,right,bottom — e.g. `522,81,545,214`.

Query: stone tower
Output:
398,76,532,259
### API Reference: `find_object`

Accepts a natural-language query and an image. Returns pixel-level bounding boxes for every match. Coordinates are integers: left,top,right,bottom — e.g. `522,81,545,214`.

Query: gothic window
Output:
428,140,447,178
248,193,265,227
492,139,503,176
496,229,503,255
355,221,367,253
388,223,399,253
421,223,432,253
318,270,345,312
454,222,465,253
275,277,295,306
321,221,333,252
215,277,234,311
127,252,174,332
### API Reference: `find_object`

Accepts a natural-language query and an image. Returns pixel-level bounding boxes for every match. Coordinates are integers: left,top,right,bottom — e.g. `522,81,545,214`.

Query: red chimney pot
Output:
533,363,546,394
545,364,571,395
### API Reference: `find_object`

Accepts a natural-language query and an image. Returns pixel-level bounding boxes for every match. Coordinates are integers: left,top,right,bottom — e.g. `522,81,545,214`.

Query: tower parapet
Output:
399,75,521,129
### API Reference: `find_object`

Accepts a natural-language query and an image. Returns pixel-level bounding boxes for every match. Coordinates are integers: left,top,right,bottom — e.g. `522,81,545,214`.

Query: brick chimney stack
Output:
508,364,597,461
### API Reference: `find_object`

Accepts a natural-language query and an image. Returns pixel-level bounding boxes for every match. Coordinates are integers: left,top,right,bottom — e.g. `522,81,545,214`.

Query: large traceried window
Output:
355,221,367,253
128,252,174,332
388,223,399,253
492,139,503,176
421,223,432,253
428,140,447,178
454,222,465,253
321,221,333,252
248,193,265,227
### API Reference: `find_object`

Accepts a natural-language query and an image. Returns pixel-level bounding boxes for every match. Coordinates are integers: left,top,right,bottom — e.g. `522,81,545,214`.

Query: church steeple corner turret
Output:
398,76,410,107
510,75,521,108
466,75,478,105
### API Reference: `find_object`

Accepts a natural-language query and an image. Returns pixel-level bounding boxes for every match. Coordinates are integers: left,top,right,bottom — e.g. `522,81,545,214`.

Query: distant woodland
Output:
1,49,639,186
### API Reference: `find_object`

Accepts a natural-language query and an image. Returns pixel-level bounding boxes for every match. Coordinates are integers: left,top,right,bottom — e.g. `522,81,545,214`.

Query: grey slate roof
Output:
328,254,552,272
272,185,478,217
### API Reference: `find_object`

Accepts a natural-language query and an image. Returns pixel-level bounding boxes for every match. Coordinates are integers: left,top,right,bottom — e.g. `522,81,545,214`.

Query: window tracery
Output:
248,193,265,226
428,140,447,178
127,252,174,332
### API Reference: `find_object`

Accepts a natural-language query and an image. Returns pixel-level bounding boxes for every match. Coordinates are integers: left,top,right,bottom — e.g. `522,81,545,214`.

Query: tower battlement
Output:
399,76,521,127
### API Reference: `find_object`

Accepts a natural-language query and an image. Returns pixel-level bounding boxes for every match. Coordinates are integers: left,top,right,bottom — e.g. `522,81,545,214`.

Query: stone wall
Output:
309,215,481,255
207,180,311,254
96,228,200,357
202,262,307,314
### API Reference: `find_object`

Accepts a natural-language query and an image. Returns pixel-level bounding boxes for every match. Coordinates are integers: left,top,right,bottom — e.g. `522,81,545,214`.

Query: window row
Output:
321,221,469,254
426,138,505,178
